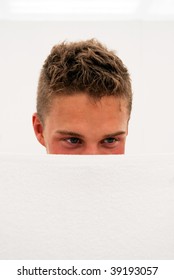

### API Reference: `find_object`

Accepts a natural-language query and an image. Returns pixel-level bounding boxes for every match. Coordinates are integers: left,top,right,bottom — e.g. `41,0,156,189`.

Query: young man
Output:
33,39,132,154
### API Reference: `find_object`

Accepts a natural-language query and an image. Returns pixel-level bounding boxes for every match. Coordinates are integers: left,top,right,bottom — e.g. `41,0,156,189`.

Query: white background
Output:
0,1,174,155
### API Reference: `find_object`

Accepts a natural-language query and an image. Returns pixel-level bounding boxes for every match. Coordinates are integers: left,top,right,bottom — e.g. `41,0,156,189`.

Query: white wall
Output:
0,20,174,154
0,154,174,259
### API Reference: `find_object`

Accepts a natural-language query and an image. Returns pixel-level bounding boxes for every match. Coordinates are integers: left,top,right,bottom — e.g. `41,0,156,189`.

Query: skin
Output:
33,93,129,154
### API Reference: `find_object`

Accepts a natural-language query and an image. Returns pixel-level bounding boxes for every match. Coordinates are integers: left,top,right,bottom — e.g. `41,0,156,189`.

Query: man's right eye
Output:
66,137,82,144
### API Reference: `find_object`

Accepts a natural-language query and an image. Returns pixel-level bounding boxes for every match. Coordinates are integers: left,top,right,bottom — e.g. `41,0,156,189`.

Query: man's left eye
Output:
103,137,118,144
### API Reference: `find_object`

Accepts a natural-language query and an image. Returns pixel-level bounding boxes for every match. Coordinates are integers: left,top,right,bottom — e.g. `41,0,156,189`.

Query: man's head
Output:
33,39,132,154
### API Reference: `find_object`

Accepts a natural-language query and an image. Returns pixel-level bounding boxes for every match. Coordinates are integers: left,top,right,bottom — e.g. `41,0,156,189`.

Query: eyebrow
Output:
56,130,85,138
56,130,126,138
103,131,126,138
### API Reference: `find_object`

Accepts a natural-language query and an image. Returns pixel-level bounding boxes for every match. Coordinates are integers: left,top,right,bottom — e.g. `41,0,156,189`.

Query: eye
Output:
102,137,119,144
66,137,82,144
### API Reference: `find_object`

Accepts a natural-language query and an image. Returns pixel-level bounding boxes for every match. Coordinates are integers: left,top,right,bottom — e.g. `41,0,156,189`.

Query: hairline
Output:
37,91,131,126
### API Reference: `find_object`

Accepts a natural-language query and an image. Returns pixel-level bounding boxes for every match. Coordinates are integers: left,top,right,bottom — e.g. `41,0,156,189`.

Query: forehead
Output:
48,93,128,115
44,93,129,134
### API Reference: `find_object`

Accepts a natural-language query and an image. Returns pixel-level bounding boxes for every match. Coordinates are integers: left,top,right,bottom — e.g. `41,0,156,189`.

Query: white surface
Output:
1,0,174,20
0,154,174,259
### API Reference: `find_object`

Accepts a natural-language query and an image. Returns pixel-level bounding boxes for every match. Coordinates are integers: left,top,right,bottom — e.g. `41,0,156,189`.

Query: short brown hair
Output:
36,39,132,123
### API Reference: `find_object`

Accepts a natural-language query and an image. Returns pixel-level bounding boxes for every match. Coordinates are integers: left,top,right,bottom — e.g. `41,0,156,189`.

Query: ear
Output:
32,113,46,147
